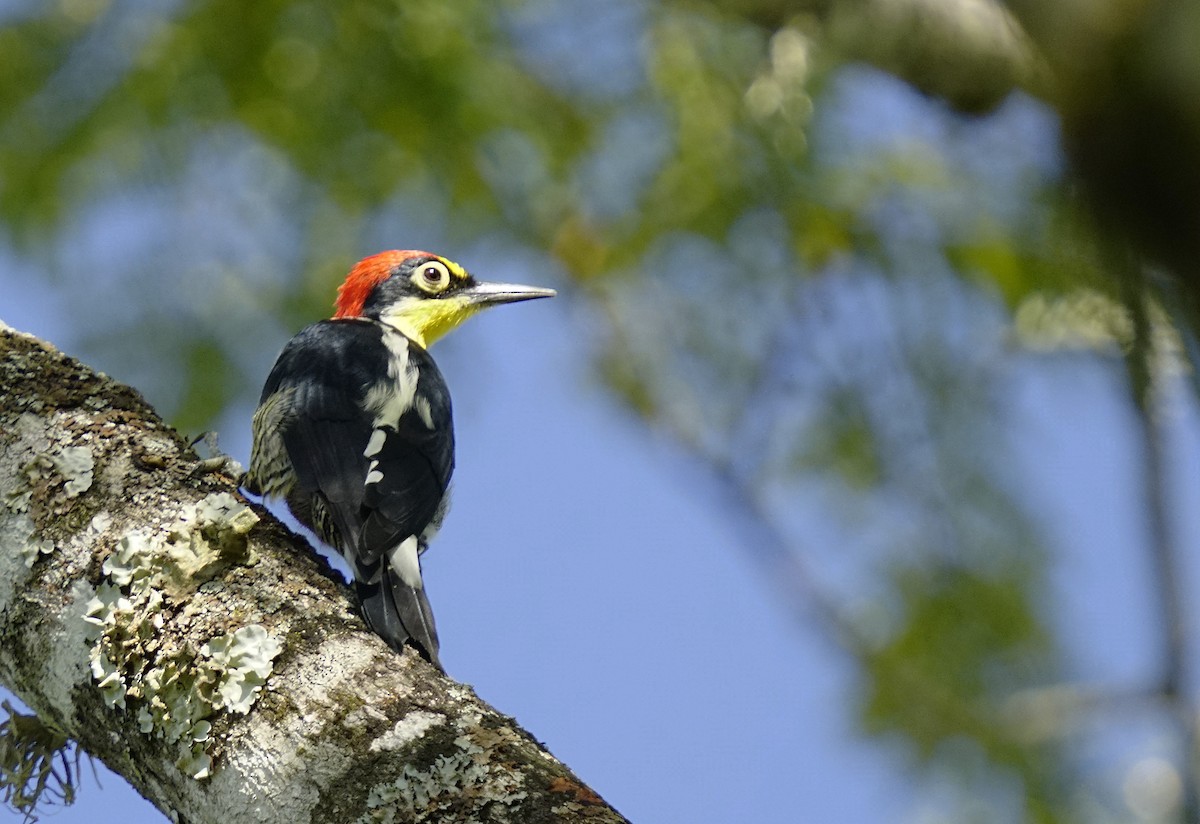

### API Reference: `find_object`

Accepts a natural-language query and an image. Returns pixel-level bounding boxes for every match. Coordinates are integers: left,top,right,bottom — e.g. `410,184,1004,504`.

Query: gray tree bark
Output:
0,323,627,824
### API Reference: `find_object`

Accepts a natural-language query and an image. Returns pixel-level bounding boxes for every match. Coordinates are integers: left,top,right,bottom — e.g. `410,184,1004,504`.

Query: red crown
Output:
333,250,433,318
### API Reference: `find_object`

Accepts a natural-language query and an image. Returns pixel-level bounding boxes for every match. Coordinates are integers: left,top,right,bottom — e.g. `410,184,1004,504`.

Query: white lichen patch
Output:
16,517,55,567
202,625,282,715
19,440,94,501
88,511,112,535
195,493,259,535
0,433,48,580
160,492,260,598
81,493,279,780
355,729,528,823
368,711,446,754
51,446,94,498
0,435,96,575
90,648,128,710
0,507,51,613
4,487,32,515
101,532,157,590
177,746,213,782
97,492,260,600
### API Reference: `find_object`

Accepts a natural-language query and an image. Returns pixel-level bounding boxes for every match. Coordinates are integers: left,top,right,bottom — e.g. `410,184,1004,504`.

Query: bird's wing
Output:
257,320,378,544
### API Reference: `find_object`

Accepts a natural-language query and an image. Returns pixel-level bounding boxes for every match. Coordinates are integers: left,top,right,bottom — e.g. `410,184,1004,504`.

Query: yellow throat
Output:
383,295,480,349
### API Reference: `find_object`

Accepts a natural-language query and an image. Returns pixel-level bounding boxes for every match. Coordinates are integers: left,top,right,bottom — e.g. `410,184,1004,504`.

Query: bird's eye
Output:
413,261,452,293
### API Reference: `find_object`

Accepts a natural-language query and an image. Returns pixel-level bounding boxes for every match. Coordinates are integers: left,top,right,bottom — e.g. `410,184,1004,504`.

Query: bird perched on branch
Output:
243,250,555,670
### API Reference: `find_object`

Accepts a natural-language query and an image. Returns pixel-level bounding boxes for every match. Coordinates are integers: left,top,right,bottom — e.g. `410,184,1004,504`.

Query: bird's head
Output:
333,250,556,348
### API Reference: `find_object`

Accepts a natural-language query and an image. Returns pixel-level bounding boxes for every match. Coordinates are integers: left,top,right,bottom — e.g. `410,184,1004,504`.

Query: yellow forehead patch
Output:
441,257,470,282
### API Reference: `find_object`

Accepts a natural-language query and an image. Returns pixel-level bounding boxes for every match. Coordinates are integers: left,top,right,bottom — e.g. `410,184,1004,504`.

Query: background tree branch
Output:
694,0,1042,111
0,323,625,824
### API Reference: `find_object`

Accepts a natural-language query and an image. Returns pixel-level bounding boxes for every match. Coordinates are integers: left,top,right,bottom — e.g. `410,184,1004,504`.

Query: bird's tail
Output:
358,567,442,671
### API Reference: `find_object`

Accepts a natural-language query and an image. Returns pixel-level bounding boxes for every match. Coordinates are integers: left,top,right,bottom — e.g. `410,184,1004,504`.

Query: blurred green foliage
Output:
0,1,1174,821
864,564,1065,821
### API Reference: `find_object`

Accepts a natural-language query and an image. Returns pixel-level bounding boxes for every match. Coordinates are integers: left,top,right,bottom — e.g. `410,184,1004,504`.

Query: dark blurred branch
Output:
1122,257,1199,821
695,0,1043,112
1153,274,1200,403
1006,0,1200,304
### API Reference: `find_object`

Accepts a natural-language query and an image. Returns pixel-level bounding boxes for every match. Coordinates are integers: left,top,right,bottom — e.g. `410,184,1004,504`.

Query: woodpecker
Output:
243,250,555,670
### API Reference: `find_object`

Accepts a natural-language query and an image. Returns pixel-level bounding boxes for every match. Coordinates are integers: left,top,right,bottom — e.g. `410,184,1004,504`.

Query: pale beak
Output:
461,281,557,306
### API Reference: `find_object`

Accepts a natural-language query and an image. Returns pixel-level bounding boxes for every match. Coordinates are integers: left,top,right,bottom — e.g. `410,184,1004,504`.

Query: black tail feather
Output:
358,568,442,671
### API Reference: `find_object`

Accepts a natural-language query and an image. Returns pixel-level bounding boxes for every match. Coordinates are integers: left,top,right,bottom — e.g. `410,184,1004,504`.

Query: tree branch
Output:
697,0,1044,112
1121,261,1199,820
1006,0,1200,297
0,323,625,824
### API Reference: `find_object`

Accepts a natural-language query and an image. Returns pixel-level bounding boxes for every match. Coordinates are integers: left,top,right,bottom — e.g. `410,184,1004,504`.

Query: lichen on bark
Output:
82,491,279,779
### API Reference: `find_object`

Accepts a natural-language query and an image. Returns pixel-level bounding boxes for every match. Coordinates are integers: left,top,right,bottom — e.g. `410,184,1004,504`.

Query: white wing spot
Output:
365,469,384,485
389,536,423,589
414,396,435,430
364,428,387,457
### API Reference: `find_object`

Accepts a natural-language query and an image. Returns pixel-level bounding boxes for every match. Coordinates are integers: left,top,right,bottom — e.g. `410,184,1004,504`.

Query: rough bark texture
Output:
0,323,627,824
